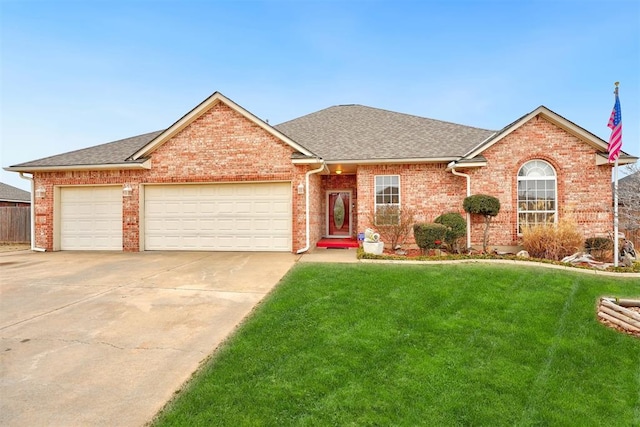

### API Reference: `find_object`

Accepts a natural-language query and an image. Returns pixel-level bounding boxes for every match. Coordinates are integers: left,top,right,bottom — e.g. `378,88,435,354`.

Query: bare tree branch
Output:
618,164,640,232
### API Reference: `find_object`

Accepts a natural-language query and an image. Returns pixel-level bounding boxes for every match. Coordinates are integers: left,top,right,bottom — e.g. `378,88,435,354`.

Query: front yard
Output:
153,263,640,426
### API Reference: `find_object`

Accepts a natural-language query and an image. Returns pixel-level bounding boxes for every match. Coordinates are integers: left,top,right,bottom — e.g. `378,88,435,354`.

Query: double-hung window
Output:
517,160,557,233
375,175,400,225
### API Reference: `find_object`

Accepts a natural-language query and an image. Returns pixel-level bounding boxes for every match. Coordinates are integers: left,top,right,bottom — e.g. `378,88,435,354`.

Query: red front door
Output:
327,191,351,237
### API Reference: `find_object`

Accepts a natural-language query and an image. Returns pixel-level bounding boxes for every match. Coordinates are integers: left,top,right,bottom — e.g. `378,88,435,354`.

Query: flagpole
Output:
612,82,620,267
613,156,619,267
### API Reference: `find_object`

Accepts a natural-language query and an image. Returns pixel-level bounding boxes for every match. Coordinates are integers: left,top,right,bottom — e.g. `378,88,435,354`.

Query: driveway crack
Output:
3,336,201,353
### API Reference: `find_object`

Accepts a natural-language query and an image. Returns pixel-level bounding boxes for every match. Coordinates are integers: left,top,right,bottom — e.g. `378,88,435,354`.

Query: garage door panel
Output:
144,183,291,251
217,201,235,213
271,219,290,231
60,187,122,251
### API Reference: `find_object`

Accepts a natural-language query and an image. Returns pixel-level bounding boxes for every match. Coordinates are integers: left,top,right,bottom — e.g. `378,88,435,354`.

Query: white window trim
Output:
374,175,400,225
517,160,558,234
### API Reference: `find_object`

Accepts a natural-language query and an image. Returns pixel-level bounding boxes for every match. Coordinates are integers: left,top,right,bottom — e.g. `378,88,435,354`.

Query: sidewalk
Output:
298,247,359,263
297,247,640,277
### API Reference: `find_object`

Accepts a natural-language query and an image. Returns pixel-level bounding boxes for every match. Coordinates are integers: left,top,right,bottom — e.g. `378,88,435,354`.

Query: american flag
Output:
607,93,622,162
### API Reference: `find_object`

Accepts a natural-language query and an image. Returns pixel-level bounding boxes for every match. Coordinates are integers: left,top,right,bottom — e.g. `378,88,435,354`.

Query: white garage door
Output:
60,186,122,250
144,183,291,251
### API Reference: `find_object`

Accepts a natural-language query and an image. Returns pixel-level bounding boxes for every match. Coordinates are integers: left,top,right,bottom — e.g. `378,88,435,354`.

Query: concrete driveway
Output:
0,250,297,426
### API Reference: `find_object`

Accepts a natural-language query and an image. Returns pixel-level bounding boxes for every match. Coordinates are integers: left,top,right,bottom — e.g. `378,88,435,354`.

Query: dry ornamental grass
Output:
521,219,584,260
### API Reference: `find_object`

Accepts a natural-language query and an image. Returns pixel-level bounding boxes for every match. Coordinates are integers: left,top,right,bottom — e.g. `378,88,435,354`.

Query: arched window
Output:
517,160,557,234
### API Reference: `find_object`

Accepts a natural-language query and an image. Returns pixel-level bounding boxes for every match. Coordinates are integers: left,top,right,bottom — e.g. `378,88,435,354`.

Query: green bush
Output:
434,212,466,253
462,194,501,217
463,194,501,253
413,223,447,252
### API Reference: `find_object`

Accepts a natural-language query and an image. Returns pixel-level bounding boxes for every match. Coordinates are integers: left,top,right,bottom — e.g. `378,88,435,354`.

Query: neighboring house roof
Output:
0,182,31,203
275,105,496,162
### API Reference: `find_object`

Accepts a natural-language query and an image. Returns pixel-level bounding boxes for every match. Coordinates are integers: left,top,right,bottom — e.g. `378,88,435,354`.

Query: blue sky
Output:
1,0,639,191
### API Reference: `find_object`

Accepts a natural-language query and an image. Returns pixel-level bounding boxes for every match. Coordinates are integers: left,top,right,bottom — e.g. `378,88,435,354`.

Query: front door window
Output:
327,191,351,237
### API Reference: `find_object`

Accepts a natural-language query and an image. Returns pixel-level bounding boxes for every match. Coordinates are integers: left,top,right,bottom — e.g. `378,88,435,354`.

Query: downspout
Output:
448,163,472,250
19,172,46,252
296,161,327,254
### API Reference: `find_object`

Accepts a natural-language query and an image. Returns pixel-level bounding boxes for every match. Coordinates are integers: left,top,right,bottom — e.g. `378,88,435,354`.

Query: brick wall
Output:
355,116,612,249
357,163,466,246
469,116,612,246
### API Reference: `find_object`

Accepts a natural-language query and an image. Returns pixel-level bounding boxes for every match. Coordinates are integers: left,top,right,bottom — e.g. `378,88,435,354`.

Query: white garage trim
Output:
58,186,123,251
144,182,292,251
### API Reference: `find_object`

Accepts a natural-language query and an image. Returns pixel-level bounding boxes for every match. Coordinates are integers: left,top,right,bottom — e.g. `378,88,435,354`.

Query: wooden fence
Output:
0,206,31,243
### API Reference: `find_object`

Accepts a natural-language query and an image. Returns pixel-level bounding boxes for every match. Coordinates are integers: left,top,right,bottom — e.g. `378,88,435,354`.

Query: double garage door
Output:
59,183,291,251
144,183,291,251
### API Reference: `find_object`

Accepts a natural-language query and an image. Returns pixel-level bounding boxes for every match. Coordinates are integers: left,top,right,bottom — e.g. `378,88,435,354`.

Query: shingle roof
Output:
0,182,30,203
274,105,496,161
10,130,163,168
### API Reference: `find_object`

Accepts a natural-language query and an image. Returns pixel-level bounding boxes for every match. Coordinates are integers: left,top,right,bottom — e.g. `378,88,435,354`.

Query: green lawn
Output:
153,263,640,426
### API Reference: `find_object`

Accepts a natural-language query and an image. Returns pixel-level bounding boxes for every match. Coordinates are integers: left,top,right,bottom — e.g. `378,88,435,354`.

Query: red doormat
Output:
316,238,360,249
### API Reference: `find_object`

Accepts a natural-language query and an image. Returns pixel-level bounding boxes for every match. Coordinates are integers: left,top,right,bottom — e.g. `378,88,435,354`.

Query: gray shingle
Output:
10,130,164,168
275,105,496,161
0,182,30,202
10,104,498,169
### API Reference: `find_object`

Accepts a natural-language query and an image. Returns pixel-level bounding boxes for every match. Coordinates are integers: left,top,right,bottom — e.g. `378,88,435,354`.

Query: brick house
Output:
5,92,637,252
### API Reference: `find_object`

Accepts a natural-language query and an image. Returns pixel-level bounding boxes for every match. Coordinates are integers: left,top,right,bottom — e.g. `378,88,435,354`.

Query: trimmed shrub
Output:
463,194,500,253
521,220,584,261
462,194,501,217
413,223,447,253
434,212,466,253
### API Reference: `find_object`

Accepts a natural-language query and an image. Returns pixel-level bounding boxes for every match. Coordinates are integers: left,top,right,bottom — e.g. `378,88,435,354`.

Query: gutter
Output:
447,162,472,250
5,160,151,173
296,161,328,254
18,172,46,252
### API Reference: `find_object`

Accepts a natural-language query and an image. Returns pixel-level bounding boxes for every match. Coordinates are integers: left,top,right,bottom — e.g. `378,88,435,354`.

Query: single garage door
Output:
60,186,123,250
144,183,291,251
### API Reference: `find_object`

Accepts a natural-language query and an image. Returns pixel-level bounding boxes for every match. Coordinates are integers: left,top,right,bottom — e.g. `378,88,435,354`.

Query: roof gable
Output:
462,106,628,161
131,92,316,160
